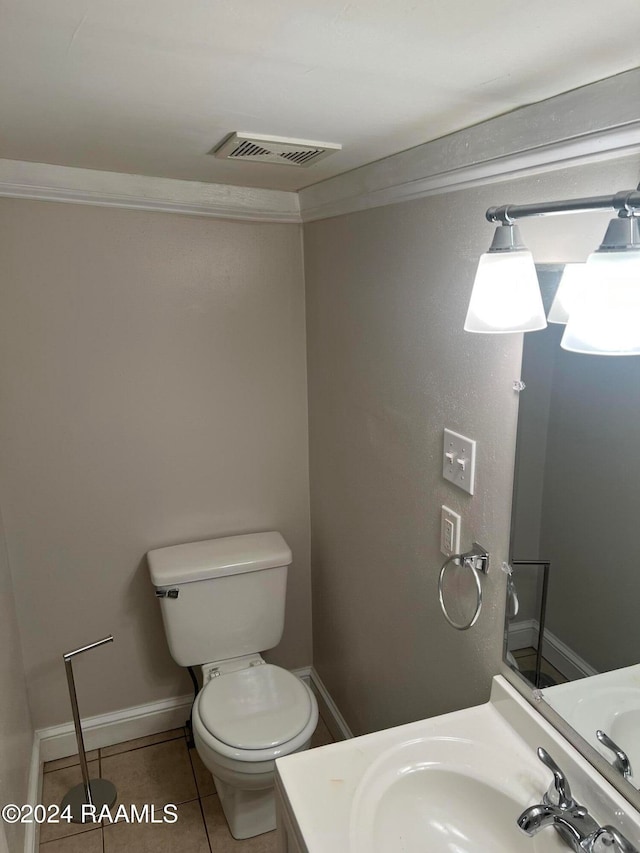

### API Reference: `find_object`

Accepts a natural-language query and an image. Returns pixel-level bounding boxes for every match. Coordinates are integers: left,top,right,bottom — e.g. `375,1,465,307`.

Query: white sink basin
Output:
350,736,567,852
275,678,640,853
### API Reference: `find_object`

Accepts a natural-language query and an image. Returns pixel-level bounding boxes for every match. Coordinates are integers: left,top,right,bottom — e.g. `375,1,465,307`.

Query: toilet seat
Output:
199,664,312,750
195,664,316,759
192,664,319,839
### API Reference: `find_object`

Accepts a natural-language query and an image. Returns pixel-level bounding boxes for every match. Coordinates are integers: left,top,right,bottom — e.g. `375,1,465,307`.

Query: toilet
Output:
147,531,318,840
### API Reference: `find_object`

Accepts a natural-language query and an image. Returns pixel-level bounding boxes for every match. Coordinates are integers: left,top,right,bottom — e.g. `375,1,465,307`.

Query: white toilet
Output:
147,531,318,840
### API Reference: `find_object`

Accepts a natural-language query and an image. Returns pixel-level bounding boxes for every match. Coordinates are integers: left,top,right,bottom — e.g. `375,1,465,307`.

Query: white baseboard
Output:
35,669,353,763
508,620,597,680
542,631,598,682
303,667,354,741
23,736,42,853
26,665,351,852
36,692,194,763
506,618,537,651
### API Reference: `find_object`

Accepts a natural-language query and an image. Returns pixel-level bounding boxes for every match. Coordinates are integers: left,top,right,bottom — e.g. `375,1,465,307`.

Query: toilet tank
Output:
147,531,291,667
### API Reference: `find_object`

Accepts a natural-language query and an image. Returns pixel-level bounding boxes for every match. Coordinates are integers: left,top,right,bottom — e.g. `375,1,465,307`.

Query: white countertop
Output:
275,676,640,853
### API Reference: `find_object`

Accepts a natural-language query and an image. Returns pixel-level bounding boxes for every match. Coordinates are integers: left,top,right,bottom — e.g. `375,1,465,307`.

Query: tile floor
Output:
512,646,568,686
39,715,335,852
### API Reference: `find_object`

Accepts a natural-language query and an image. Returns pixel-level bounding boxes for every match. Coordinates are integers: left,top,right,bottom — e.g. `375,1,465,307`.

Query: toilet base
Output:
213,774,276,840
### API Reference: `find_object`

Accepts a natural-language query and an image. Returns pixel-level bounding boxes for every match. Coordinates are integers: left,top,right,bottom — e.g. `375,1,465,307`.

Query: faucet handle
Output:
537,747,576,810
592,825,640,853
597,730,633,781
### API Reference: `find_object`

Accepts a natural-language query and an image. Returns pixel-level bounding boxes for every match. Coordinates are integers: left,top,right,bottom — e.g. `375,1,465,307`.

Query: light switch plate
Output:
443,428,476,495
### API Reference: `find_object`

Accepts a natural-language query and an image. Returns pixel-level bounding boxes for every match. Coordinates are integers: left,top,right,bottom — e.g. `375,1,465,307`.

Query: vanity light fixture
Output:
464,223,546,333
562,215,640,355
547,263,586,324
467,185,640,355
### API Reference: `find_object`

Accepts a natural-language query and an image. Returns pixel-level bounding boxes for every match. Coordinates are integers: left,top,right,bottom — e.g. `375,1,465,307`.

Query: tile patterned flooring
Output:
512,646,568,686
39,716,335,852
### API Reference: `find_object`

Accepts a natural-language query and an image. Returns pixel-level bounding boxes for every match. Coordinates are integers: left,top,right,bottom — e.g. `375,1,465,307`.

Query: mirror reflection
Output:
505,265,640,786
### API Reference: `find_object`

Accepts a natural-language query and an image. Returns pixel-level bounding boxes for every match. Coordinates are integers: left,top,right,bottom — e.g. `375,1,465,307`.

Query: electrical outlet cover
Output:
440,505,461,556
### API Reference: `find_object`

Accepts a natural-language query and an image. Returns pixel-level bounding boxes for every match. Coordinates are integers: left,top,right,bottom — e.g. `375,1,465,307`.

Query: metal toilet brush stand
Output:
60,635,118,822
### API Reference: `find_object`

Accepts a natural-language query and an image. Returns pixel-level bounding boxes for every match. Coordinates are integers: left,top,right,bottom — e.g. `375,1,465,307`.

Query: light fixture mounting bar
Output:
486,186,640,224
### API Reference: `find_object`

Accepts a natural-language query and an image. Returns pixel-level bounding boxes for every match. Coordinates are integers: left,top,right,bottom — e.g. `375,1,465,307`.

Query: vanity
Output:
275,264,640,851
275,675,640,851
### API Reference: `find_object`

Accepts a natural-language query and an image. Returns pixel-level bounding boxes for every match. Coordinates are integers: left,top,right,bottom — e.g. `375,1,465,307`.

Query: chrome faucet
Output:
517,747,639,853
597,730,633,781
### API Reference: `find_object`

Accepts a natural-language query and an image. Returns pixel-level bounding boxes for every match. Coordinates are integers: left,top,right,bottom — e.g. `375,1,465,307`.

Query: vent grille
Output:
212,133,341,167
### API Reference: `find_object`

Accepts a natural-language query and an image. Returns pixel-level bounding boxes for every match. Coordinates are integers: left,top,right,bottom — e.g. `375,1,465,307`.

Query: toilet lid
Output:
198,664,312,750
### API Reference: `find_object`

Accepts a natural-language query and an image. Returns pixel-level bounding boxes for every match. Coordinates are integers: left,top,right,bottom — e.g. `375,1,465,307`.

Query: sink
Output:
275,678,640,853
349,736,567,852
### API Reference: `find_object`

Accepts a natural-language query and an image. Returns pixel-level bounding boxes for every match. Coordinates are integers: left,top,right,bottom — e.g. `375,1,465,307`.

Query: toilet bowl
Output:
192,655,318,838
147,531,318,839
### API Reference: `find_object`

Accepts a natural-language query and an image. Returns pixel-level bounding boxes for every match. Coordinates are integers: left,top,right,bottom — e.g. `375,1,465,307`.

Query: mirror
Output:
504,264,640,806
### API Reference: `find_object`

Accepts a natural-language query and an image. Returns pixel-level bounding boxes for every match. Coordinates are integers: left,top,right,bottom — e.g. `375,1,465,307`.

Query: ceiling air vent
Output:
211,132,341,167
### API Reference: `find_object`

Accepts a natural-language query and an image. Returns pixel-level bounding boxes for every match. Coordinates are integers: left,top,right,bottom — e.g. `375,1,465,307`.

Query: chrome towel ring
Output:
438,543,490,631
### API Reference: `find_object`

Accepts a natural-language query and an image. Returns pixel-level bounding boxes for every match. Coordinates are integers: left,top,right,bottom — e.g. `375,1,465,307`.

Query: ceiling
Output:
2,0,640,192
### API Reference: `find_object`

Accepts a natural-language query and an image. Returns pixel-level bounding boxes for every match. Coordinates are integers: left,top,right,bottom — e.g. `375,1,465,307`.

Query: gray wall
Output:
304,155,640,735
1,153,637,746
0,199,311,729
0,510,32,853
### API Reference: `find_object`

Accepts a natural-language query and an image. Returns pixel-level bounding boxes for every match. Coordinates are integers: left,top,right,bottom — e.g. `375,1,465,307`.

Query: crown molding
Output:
1,70,639,225
298,123,640,223
299,68,640,222
0,159,301,223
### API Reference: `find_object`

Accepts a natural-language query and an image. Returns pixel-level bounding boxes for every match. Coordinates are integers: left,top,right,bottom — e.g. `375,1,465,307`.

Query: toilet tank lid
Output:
147,531,292,586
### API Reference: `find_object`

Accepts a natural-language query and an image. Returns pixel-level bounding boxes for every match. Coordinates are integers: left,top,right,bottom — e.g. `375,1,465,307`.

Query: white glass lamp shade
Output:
547,263,586,324
464,250,547,333
561,250,640,355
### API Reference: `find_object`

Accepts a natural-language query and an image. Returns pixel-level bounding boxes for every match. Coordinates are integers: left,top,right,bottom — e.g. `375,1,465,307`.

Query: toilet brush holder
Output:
60,636,117,822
